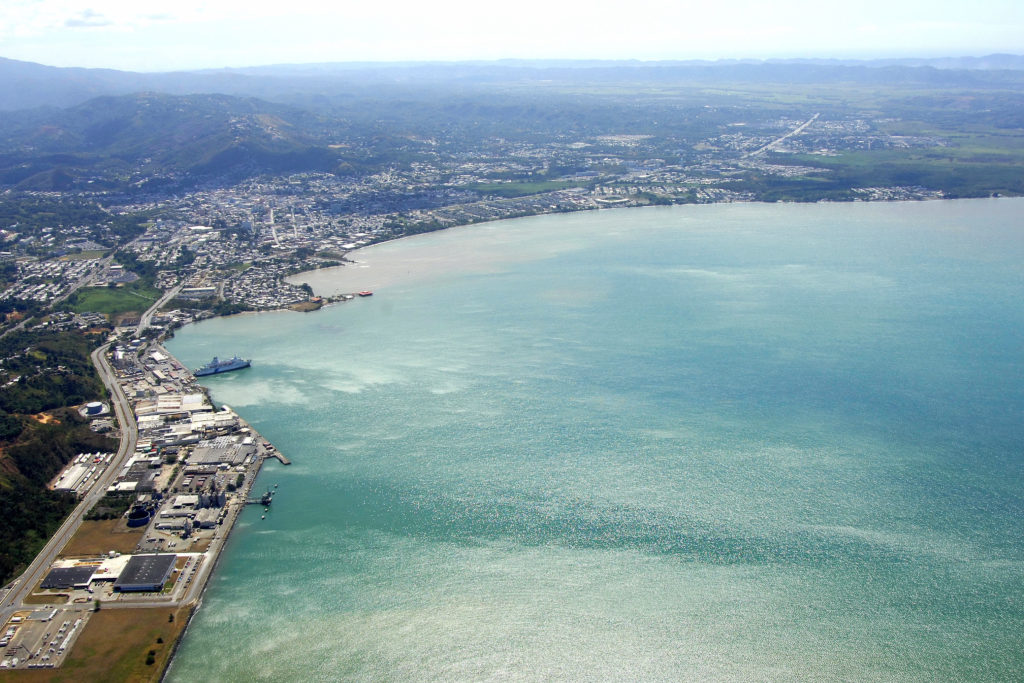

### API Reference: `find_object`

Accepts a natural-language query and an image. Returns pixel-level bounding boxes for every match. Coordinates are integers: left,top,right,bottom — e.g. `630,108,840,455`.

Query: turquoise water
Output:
166,200,1024,681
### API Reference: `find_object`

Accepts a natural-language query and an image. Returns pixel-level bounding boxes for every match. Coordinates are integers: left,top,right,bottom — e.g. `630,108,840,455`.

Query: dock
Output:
261,441,291,465
246,490,275,506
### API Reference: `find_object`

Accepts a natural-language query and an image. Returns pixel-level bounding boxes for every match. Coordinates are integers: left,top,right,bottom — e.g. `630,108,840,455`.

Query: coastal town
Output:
1,110,948,318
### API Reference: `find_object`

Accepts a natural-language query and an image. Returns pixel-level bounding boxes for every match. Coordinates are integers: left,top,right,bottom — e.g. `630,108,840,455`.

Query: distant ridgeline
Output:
3,55,1024,111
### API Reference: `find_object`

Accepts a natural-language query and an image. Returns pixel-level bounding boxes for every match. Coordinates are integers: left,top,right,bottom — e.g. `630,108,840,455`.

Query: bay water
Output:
166,200,1024,681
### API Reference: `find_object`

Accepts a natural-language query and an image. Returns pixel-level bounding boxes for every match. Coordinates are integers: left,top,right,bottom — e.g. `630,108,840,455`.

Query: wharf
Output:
260,441,291,465
246,489,275,506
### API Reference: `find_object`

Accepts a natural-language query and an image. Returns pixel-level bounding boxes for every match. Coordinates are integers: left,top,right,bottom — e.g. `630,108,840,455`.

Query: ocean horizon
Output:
166,199,1024,681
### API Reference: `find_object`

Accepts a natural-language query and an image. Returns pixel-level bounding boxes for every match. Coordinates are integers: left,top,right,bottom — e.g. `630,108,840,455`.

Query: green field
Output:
786,144,1024,198
66,285,162,316
60,250,108,261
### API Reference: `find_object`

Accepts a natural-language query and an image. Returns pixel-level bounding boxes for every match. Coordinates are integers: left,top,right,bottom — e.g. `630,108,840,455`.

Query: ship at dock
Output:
194,355,251,377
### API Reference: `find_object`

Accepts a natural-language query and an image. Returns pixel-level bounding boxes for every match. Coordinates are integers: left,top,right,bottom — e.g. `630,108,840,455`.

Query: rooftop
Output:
114,553,176,590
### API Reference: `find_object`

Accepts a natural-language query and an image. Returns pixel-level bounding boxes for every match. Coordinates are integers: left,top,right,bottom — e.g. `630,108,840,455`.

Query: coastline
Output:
154,358,288,681
285,196,993,298
283,202,664,295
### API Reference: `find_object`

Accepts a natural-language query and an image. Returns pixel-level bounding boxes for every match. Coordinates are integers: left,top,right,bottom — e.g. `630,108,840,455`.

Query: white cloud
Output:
0,0,1022,70
64,9,112,28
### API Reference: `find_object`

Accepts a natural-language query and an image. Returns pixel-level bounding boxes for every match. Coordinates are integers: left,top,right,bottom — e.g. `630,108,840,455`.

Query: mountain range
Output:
2,55,1023,194
0,92,359,191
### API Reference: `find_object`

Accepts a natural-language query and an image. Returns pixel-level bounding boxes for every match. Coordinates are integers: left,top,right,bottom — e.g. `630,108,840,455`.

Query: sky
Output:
1,0,1022,72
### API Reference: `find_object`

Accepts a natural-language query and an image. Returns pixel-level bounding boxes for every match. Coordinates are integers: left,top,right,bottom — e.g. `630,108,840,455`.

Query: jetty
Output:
246,489,275,506
261,441,291,465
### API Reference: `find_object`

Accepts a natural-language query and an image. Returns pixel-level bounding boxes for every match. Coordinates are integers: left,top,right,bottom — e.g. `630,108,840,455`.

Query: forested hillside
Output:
0,330,117,584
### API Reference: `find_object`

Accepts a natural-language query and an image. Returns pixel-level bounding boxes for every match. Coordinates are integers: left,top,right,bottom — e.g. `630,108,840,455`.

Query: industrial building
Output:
154,517,190,532
114,554,177,592
40,566,95,590
189,435,256,467
40,555,131,590
114,458,160,492
194,508,220,528
52,453,115,495
52,464,92,494
172,494,200,509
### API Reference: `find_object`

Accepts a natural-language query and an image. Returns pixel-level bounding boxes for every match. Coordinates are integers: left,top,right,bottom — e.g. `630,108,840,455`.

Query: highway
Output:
137,284,182,337
743,112,820,158
0,342,138,623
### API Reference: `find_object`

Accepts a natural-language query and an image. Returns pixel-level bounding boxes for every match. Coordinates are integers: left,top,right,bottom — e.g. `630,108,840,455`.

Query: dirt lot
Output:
22,593,69,605
58,520,144,558
189,536,212,553
0,606,193,683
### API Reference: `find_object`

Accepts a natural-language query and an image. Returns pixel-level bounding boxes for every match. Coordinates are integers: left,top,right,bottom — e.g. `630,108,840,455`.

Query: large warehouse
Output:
40,566,96,590
113,554,177,592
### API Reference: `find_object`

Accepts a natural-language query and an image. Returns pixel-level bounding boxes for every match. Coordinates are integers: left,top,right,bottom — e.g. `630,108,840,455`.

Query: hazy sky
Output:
1,0,1022,71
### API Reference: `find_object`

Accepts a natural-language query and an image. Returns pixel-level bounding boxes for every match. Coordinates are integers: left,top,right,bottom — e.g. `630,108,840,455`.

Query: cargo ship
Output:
194,356,251,377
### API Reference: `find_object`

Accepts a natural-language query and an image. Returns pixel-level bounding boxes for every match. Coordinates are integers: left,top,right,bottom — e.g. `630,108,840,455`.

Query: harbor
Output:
0,336,289,674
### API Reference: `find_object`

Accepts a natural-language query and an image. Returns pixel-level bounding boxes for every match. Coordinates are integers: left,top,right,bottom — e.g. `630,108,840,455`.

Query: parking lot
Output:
0,609,92,670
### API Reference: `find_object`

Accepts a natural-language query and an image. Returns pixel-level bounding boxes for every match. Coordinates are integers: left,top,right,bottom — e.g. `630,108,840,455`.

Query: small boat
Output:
357,291,373,297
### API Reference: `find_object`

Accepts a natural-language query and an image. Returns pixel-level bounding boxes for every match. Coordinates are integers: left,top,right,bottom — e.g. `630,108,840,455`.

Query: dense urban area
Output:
1,55,1023,679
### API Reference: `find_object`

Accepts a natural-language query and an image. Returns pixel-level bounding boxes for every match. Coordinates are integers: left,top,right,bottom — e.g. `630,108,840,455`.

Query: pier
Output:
246,490,275,506
260,439,291,465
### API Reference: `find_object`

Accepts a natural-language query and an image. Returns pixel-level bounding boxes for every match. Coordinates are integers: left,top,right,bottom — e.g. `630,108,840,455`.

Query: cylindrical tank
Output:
85,402,103,415
126,506,152,528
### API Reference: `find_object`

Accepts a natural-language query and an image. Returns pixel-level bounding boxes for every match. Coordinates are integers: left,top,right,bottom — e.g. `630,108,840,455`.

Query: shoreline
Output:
283,202,677,295
285,196,1003,298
